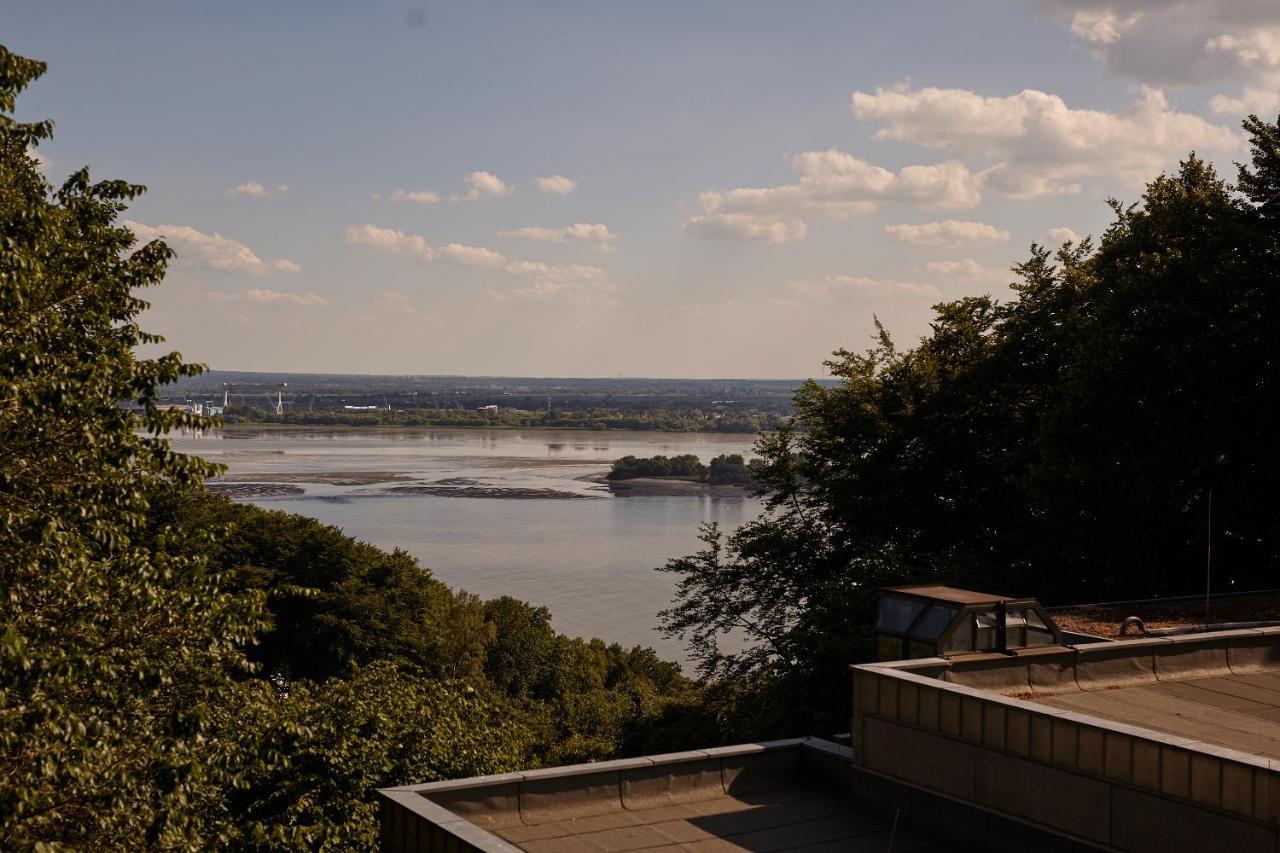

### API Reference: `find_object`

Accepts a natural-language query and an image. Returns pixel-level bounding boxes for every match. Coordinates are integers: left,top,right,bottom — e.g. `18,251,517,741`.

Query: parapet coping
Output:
379,737,851,852
851,625,1280,773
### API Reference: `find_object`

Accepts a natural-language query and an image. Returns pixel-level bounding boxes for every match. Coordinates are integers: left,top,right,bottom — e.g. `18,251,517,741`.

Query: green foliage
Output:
662,119,1280,738
608,453,706,480
220,662,532,851
0,46,267,848
154,491,459,682
607,453,757,485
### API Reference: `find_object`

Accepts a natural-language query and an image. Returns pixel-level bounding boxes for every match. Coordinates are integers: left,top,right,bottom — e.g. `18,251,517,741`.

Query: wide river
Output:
169,428,761,665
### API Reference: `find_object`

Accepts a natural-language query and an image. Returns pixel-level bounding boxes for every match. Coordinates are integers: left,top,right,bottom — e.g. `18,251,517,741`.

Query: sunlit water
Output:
168,428,761,665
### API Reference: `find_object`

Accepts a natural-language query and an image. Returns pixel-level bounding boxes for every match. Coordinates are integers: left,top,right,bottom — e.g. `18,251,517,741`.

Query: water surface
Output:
170,428,761,664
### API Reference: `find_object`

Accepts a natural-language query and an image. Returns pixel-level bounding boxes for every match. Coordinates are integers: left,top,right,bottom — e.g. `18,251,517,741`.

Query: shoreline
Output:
599,476,753,498
216,421,765,435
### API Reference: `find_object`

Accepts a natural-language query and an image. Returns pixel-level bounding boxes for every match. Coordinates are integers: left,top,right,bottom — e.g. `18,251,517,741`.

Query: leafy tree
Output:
662,120,1280,738
220,662,532,851
0,46,266,848
159,491,458,681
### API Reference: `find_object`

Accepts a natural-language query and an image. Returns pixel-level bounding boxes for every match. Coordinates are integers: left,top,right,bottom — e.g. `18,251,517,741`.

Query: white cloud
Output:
345,224,507,267
1037,2,1280,112
388,189,443,204
125,220,301,274
436,243,507,267
884,220,1011,247
454,171,512,201
786,275,941,301
536,175,577,195
686,150,982,242
228,181,268,198
28,147,50,171
684,212,808,243
1209,87,1280,117
924,259,1009,285
1070,9,1142,45
500,223,616,253
1047,226,1083,244
502,260,609,282
852,83,1240,197
228,181,287,199
209,288,328,306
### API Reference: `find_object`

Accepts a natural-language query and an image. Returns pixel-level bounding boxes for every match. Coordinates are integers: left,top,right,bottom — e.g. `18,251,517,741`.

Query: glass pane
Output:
908,639,936,659
1026,609,1048,630
911,605,958,640
876,632,905,661
877,595,925,633
944,616,974,653
1026,628,1055,646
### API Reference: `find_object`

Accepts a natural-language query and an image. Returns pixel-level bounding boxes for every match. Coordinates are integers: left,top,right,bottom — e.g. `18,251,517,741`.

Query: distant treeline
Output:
607,453,758,486
221,406,789,433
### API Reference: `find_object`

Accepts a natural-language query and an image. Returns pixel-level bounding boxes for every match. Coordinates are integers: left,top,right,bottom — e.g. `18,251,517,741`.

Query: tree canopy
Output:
661,122,1280,737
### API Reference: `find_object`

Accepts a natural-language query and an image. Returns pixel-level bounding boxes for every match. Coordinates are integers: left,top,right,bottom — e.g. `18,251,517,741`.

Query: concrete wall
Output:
377,738,847,853
852,628,1280,853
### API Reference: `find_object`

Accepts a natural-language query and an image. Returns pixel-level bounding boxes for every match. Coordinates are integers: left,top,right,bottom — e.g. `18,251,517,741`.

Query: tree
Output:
661,121,1280,738
0,46,266,847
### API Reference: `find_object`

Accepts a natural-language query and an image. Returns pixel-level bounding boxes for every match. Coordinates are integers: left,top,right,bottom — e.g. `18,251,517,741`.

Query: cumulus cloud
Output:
209,288,328,306
228,181,288,198
346,225,615,302
924,259,1009,285
1047,226,1083,244
536,175,577,195
345,224,507,267
852,83,1239,197
388,189,443,203
884,220,1011,247
502,260,609,282
686,150,982,242
500,223,616,253
786,275,942,301
125,220,300,274
1036,2,1280,111
684,212,807,243
454,171,512,201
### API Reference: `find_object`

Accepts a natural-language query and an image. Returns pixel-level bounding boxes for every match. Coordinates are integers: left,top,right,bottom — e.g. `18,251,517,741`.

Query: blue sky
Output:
6,1,1277,377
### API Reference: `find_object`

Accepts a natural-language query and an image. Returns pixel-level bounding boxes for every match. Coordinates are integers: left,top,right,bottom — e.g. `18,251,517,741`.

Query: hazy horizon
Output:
7,1,1276,377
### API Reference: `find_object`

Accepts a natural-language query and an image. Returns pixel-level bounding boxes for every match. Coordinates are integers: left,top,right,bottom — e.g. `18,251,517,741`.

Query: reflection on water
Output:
170,428,761,665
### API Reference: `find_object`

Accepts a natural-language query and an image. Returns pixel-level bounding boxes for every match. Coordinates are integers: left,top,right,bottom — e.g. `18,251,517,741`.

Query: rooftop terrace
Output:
380,739,957,852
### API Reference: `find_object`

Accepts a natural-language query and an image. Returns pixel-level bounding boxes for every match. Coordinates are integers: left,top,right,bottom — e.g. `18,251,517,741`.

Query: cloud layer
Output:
536,175,577,195
126,220,300,274
884,220,1011,247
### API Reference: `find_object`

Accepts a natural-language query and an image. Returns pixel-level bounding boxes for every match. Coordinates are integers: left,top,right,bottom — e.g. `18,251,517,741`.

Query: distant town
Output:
155,370,830,432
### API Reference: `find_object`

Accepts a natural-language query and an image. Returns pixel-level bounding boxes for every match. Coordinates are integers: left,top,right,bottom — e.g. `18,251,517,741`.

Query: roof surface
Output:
489,786,949,852
1037,671,1280,758
881,584,1018,606
1051,591,1280,639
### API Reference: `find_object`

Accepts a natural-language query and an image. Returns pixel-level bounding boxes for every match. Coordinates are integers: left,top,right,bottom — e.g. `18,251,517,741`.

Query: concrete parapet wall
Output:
852,628,1280,853
378,737,844,852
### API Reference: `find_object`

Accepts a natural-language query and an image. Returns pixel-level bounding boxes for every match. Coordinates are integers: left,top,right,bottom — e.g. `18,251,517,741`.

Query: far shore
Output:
214,421,763,436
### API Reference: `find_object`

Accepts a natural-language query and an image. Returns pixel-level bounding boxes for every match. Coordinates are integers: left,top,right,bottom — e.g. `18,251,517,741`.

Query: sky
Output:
6,1,1279,378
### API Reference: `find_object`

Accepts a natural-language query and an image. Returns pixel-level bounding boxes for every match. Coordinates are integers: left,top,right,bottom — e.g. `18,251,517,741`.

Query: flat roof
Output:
881,584,1021,606
484,786,943,852
1037,672,1280,758
380,739,957,852
1052,590,1280,639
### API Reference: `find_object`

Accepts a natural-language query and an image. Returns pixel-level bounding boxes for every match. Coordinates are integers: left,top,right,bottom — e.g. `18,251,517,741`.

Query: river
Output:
168,428,761,665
